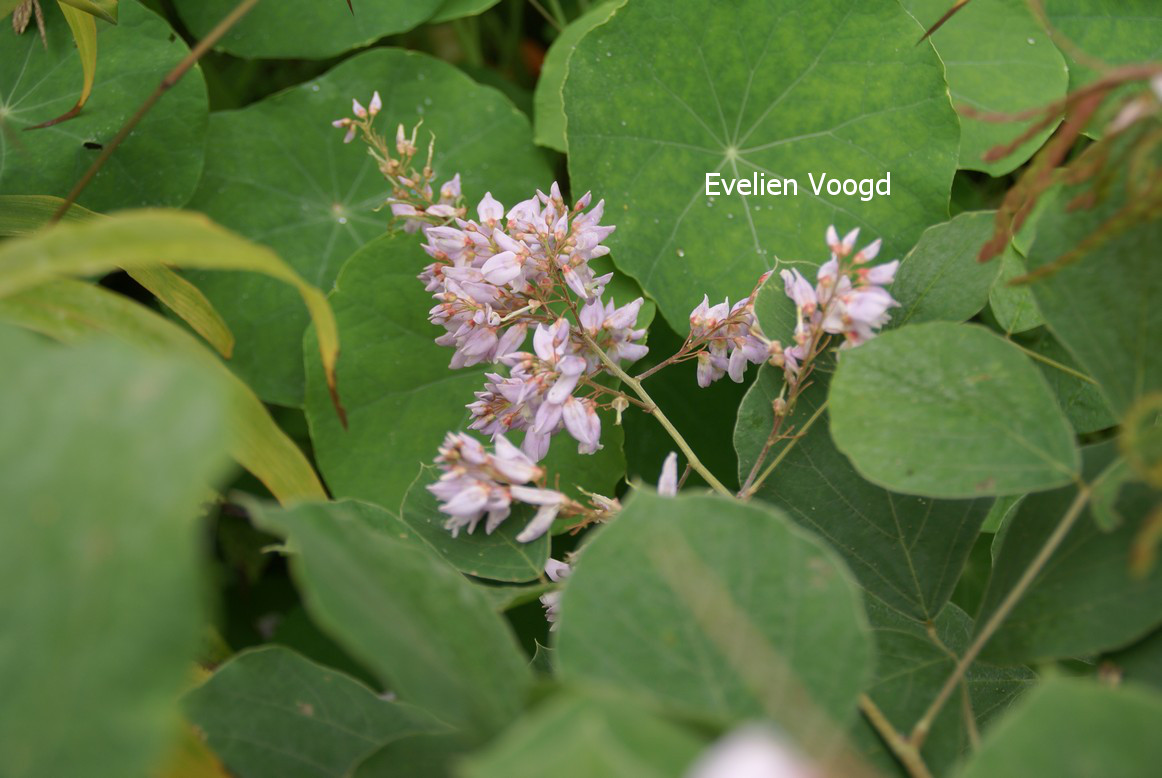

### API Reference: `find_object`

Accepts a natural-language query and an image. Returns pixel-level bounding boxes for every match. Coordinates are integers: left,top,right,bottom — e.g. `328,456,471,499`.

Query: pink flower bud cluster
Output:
688,288,774,387
427,432,575,542
779,225,899,373
390,173,463,234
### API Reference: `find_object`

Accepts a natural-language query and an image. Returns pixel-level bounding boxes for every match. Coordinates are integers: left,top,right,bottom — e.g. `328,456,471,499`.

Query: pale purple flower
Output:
862,258,898,285
512,484,569,542
477,192,504,225
352,98,368,119
780,268,817,312
368,91,382,117
686,725,820,778
658,452,678,496
429,432,575,541
562,396,602,454
545,558,572,582
539,557,572,629
480,250,523,285
777,225,900,371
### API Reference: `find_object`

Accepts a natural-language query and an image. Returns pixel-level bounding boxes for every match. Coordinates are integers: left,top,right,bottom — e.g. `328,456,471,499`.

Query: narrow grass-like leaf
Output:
0,279,325,502
0,209,344,421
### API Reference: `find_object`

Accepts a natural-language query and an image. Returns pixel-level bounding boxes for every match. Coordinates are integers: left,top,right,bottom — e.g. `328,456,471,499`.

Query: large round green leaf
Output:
533,1,623,152
901,0,1068,175
735,365,991,622
829,322,1080,498
0,0,208,211
303,232,626,527
956,679,1162,778
563,0,958,330
555,491,873,742
171,0,444,59
185,48,552,405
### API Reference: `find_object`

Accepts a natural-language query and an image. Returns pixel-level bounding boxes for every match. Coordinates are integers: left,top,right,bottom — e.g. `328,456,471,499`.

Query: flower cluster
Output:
778,226,898,374
427,432,581,542
421,185,648,460
688,284,774,387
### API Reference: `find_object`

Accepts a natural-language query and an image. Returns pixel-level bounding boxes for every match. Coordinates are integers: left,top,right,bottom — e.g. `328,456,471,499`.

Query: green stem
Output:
527,0,563,31
1009,339,1097,385
739,400,828,499
545,0,568,28
579,331,732,497
909,483,1092,747
859,695,934,778
51,0,263,222
453,17,484,67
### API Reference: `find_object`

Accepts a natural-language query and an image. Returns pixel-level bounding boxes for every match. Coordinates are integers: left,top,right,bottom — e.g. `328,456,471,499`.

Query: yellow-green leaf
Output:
0,209,345,423
0,196,235,359
0,278,327,503
58,0,116,23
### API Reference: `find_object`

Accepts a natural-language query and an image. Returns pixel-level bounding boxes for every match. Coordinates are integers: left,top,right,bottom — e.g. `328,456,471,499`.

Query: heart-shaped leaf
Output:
829,322,1080,498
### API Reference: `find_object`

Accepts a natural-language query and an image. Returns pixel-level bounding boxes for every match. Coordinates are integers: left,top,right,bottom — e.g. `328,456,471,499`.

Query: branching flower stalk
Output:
331,97,899,541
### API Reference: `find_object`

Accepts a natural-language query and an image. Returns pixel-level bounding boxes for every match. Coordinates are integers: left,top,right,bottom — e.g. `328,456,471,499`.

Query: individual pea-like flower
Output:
427,432,573,542
539,557,573,630
658,451,679,496
578,295,649,369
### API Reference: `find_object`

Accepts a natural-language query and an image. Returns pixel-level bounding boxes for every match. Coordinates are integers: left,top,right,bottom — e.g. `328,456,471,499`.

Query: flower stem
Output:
579,331,732,497
909,482,1092,747
859,695,934,778
51,0,263,222
739,400,828,499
